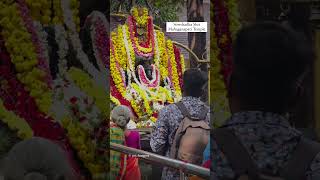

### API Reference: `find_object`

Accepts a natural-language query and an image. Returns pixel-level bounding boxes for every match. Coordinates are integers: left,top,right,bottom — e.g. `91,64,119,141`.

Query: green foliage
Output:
111,0,185,26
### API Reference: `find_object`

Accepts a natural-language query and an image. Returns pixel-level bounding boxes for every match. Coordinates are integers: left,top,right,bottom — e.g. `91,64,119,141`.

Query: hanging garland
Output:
0,2,52,114
0,37,84,179
212,0,234,83
225,0,241,39
24,0,51,25
68,67,109,120
0,99,33,139
61,117,107,179
167,40,182,98
53,0,64,24
156,30,169,80
210,0,241,127
17,0,53,87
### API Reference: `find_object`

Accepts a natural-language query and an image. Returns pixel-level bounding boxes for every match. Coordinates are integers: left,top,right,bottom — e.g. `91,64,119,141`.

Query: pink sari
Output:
124,130,141,180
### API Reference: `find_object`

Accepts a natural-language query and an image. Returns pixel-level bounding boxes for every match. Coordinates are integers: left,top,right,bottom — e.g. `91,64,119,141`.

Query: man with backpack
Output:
150,68,210,180
211,22,319,180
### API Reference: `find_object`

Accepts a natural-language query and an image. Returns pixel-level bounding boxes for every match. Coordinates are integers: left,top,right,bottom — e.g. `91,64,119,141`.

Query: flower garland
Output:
225,0,241,39
0,99,33,139
61,117,107,178
0,38,84,178
87,11,110,70
126,86,144,118
128,16,155,58
212,0,234,83
111,95,121,106
53,0,64,24
110,33,127,97
70,0,80,31
123,24,143,87
210,1,241,127
156,30,169,80
167,40,182,97
61,0,107,89
67,67,109,120
17,0,53,87
114,25,128,69
110,76,138,118
25,0,51,24
138,64,160,88
174,45,184,89
131,7,149,26
54,24,69,77
131,83,153,117
0,2,52,114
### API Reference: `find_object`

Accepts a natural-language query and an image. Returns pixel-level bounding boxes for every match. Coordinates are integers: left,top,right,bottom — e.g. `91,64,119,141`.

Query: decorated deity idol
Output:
110,7,185,126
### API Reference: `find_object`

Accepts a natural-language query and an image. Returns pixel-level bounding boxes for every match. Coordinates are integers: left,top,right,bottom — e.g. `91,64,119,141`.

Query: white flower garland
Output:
61,0,108,91
33,21,51,70
50,25,70,121
54,25,69,77
122,25,142,87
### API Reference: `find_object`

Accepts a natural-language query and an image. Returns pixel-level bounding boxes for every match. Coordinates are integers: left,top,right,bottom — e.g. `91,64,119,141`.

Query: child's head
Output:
111,105,132,129
0,137,75,180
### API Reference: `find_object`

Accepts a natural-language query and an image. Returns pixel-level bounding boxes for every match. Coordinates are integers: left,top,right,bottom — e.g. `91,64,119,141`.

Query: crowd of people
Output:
0,21,318,180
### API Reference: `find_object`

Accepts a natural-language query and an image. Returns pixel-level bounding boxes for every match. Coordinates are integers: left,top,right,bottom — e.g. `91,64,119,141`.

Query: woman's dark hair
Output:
183,68,207,98
231,22,314,112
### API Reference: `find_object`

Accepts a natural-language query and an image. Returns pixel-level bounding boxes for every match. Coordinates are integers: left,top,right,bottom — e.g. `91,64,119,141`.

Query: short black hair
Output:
231,22,314,112
183,68,207,98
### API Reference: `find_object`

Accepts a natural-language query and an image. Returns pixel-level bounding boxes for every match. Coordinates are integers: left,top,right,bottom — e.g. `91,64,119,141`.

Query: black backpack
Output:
212,128,320,180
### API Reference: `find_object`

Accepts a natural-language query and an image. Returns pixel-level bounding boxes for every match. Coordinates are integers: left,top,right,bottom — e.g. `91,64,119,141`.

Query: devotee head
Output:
111,105,132,129
182,68,208,98
0,137,75,180
229,22,314,114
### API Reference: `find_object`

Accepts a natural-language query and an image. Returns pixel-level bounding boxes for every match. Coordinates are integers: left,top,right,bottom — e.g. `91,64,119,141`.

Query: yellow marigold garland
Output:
0,99,33,139
67,67,109,120
225,0,241,39
128,86,144,118
25,0,51,25
167,39,182,97
133,36,153,54
132,83,153,117
111,95,121,105
61,117,106,178
70,0,80,31
210,3,231,127
0,2,52,114
110,31,126,98
156,30,169,80
180,53,186,74
53,0,64,24
116,25,128,69
131,7,148,26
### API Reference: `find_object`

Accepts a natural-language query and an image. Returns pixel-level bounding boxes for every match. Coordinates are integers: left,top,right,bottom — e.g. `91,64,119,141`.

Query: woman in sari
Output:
110,105,131,180
124,125,141,180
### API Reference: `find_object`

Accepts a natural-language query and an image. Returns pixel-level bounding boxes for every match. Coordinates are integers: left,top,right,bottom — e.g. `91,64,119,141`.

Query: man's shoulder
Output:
159,103,180,114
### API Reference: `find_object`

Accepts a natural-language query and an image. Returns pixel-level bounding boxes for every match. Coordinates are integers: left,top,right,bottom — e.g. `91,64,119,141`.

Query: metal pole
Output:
110,143,210,179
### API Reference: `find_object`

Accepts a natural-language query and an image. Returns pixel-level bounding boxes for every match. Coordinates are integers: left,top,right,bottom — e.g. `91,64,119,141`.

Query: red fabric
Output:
202,160,211,169
124,156,141,180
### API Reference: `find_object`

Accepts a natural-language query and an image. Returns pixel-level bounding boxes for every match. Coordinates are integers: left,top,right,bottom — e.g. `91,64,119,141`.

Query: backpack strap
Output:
212,128,260,180
279,138,320,180
176,101,208,120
